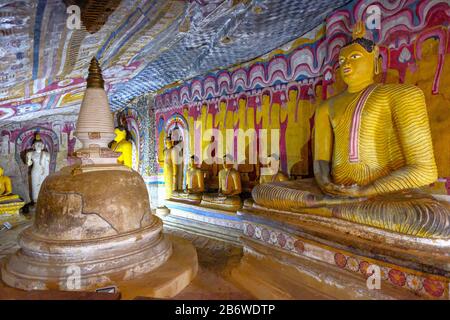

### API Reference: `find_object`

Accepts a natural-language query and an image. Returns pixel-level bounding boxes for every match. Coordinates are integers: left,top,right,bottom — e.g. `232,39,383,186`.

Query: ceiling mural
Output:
0,0,352,123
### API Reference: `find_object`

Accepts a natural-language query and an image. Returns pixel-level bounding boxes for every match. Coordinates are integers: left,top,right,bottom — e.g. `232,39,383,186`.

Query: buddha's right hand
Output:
314,160,334,192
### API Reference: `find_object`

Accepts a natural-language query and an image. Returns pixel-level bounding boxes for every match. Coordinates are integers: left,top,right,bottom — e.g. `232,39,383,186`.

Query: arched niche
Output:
164,113,190,186
15,127,59,173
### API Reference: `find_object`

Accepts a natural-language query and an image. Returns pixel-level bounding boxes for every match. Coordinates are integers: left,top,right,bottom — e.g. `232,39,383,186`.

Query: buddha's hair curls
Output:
343,37,376,53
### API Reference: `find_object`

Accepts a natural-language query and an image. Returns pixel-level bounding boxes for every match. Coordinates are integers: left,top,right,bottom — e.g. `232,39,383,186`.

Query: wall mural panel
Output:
154,0,450,195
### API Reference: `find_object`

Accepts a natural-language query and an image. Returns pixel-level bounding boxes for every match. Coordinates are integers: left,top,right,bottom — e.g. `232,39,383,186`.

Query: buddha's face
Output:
114,129,126,142
288,89,298,102
339,43,375,86
223,158,233,170
34,142,44,152
189,158,196,168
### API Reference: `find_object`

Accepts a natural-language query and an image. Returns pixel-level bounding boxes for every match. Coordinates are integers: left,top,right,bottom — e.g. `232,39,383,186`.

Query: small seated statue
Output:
251,22,450,238
0,167,18,203
110,127,132,169
0,166,25,215
201,155,242,211
259,154,289,184
172,155,205,203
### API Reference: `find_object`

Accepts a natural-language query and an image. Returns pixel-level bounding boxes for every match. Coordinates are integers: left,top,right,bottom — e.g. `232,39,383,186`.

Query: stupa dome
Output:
32,166,154,240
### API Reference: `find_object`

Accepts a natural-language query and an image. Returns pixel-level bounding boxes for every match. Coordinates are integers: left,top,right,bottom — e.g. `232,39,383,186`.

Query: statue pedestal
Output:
0,198,25,218
231,202,450,299
164,199,243,245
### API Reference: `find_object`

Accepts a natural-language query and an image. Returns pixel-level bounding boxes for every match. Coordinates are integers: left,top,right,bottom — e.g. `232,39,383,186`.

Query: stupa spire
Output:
74,57,118,166
86,57,105,89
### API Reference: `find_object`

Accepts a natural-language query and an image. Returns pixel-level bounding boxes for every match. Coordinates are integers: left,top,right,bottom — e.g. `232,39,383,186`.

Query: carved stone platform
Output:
1,234,197,299
231,201,450,299
163,200,243,245
1,216,172,291
0,167,198,297
0,198,25,218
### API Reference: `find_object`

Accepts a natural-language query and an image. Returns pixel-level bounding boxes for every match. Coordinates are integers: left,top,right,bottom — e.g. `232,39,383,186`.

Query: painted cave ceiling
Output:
0,0,352,122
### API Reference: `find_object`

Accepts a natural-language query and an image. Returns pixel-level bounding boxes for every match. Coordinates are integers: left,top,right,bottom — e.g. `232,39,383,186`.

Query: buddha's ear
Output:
373,45,380,75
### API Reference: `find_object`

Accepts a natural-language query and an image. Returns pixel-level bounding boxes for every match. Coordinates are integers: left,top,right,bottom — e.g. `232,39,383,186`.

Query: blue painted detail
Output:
167,204,242,222
146,181,165,185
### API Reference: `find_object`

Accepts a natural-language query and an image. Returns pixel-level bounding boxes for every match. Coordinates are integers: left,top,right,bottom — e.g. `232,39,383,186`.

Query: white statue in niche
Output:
1,135,9,155
26,138,50,203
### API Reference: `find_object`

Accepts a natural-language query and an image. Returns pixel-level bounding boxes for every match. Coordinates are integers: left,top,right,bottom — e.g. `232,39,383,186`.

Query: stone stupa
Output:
1,58,197,298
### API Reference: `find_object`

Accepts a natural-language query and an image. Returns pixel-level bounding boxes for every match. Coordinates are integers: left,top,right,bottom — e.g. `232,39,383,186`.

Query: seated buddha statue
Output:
0,166,25,216
259,154,289,184
172,155,205,203
0,167,18,203
251,22,450,239
110,127,132,168
201,155,242,211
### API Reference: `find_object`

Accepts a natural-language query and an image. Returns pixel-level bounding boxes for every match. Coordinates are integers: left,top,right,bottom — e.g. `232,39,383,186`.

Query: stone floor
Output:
0,214,253,300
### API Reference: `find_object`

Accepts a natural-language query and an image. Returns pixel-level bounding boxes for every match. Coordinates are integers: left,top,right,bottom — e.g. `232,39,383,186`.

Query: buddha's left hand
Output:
324,183,374,198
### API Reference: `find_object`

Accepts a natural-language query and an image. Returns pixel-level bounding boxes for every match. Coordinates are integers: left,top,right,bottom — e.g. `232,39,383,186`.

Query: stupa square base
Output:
231,204,450,300
0,199,25,218
118,235,198,299
163,200,242,245
0,235,197,299
1,217,173,291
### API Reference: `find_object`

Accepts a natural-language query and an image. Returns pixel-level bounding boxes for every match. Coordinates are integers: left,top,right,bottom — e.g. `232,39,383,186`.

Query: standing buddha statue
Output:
251,21,450,238
163,136,184,199
26,136,50,203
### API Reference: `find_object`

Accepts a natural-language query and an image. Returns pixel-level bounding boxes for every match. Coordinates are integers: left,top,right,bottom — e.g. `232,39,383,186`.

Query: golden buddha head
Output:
33,140,45,152
165,135,173,148
339,21,379,87
189,155,197,168
114,127,127,143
